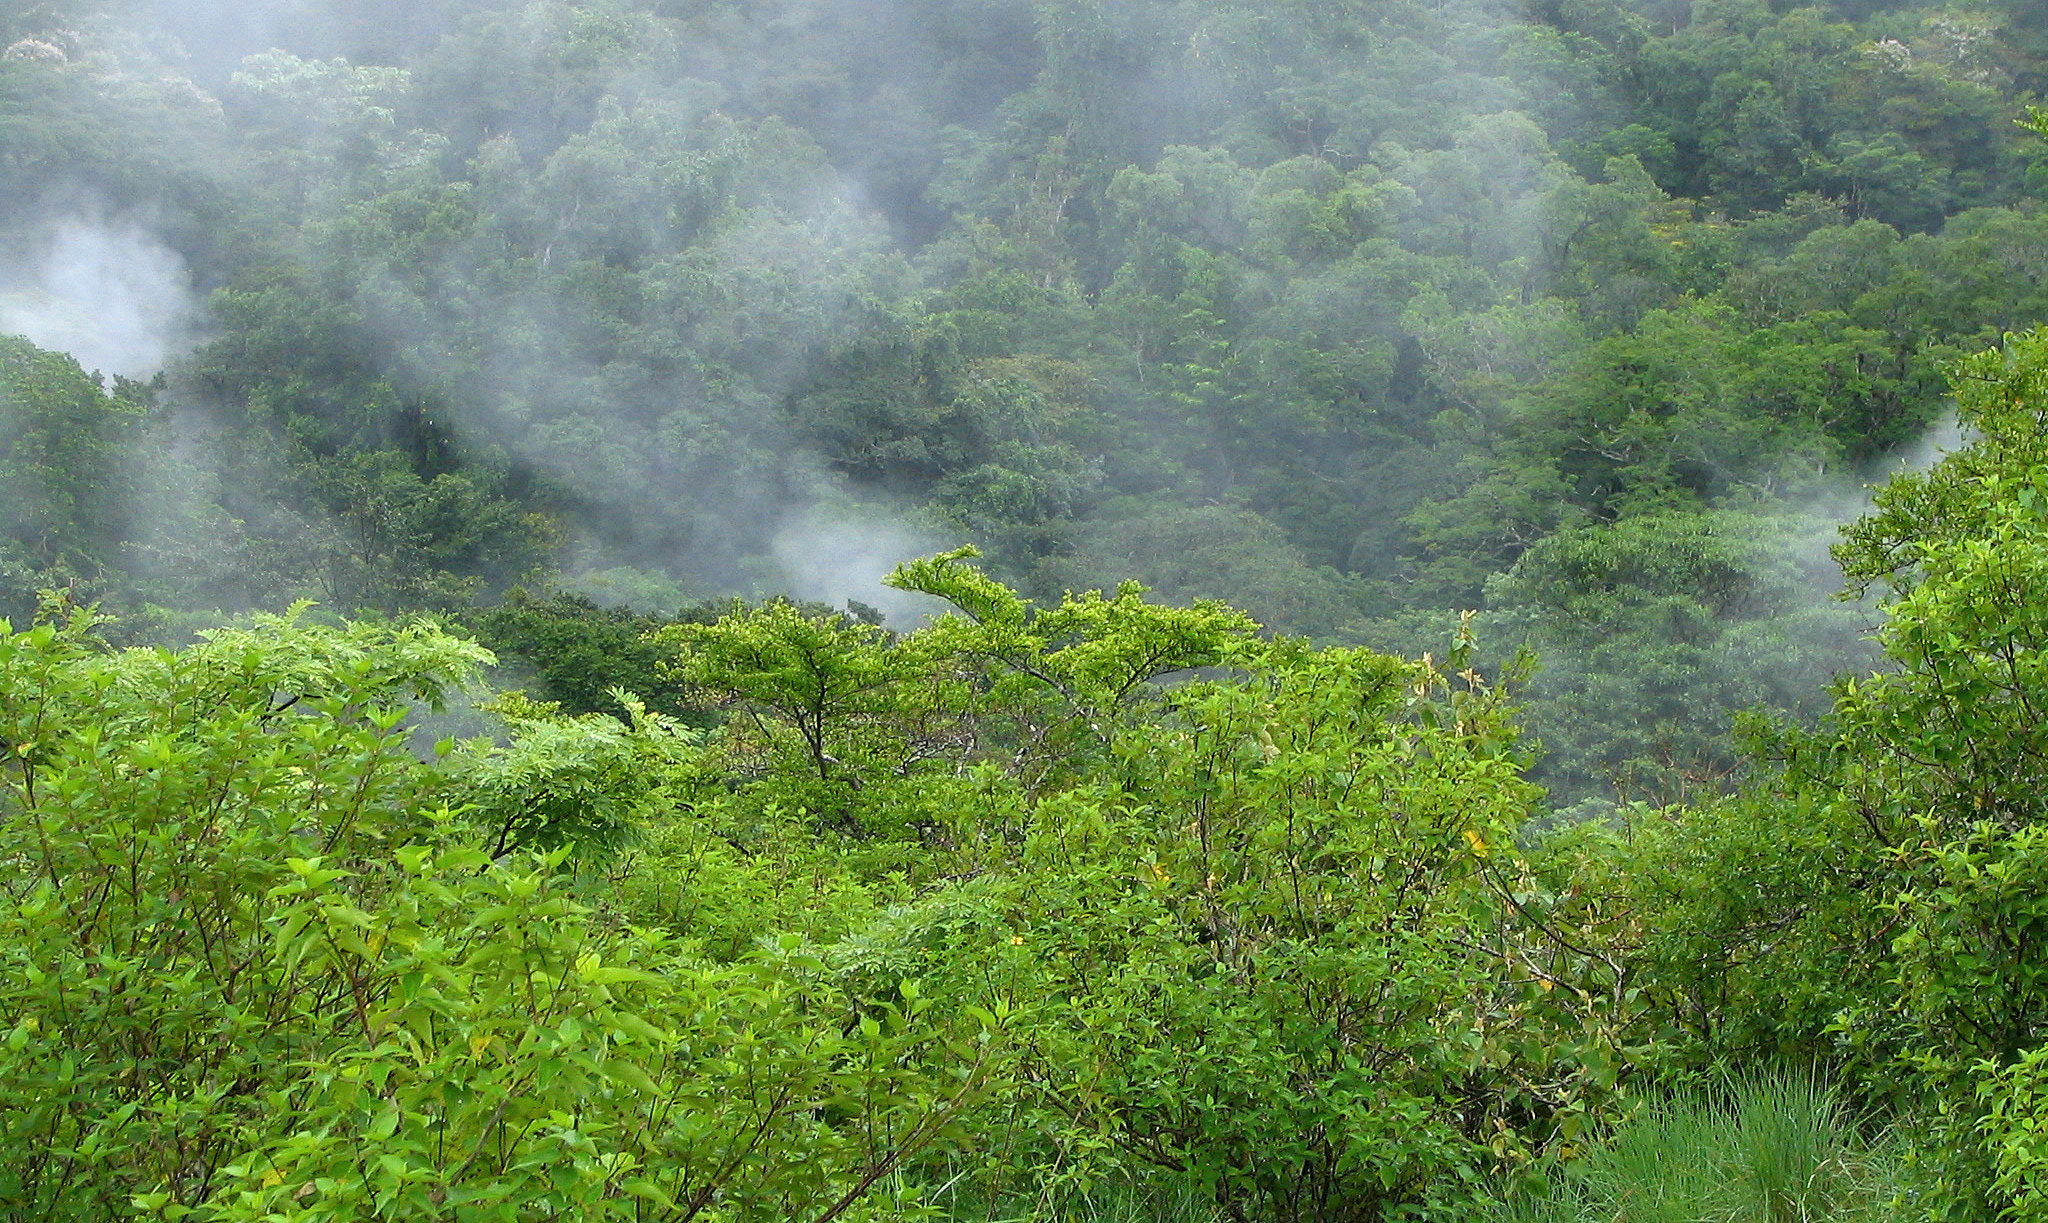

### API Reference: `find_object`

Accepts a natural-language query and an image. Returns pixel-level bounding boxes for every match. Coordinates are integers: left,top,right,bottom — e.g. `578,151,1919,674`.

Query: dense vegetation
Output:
6,0,2048,801
8,0,2048,1218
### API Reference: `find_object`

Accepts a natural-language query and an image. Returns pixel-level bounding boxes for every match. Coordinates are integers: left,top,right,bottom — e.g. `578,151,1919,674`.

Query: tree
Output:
657,599,926,792
469,589,716,722
0,335,148,608
953,619,1613,1223
1483,507,1874,806
655,548,1261,829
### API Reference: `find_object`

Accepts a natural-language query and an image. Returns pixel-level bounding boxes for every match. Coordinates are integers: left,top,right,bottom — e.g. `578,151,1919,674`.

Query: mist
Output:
0,0,2038,810
769,503,946,625
11,7,2048,1213
0,212,202,380
6,0,1592,622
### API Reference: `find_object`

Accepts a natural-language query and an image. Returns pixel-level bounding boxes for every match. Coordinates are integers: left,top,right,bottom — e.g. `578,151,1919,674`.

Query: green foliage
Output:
1592,329,2048,1216
1484,508,1875,805
469,589,716,723
0,336,148,604
9,0,2048,811
615,796,905,962
964,632,1610,1223
632,556,1627,1221
448,690,695,857
1477,1072,1904,1223
0,603,1005,1220
652,548,1261,834
890,545,1261,720
14,4,2048,1217
655,598,935,807
1408,299,1862,601
936,1168,1222,1223
0,602,482,1214
1045,503,1374,638
305,449,558,612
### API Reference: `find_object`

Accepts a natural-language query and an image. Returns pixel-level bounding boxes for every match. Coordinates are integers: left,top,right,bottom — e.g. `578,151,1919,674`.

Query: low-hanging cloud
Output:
769,504,945,625
0,212,203,379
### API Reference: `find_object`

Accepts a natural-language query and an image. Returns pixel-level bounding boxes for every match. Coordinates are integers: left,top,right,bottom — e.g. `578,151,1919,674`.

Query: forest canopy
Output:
7,0,2048,1219
1,0,2045,798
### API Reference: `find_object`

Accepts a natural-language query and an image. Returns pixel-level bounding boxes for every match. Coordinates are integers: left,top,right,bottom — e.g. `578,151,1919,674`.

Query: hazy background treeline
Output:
4,0,2048,805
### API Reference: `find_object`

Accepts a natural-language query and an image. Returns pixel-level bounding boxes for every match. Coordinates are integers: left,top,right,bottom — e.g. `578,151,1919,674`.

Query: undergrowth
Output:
1479,1073,1908,1223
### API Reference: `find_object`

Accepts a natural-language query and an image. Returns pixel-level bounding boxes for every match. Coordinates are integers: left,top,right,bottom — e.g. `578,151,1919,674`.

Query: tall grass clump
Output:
1481,1071,1904,1223
932,1169,1223,1223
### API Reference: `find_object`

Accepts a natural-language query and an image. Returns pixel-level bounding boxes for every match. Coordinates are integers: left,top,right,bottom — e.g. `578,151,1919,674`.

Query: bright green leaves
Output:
888,545,1031,627
2021,105,2048,146
962,633,1595,1223
1840,327,2048,597
187,846,1002,1223
652,550,1259,833
889,544,1260,717
0,547,1636,1222
1591,328,2048,1217
636,553,1617,1221
0,600,1006,1222
1811,333,2048,1210
1829,330,2048,840
0,606,479,1217
447,691,696,858
655,599,933,800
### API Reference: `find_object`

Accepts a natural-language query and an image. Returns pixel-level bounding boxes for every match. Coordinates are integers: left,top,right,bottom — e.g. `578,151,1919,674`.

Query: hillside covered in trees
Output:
8,0,2048,1219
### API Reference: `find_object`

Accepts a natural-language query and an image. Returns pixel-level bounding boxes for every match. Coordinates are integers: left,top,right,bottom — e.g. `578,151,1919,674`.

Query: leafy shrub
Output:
1590,329,2048,1215
642,553,1625,1222
0,602,1004,1220
970,636,1611,1223
445,690,695,858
